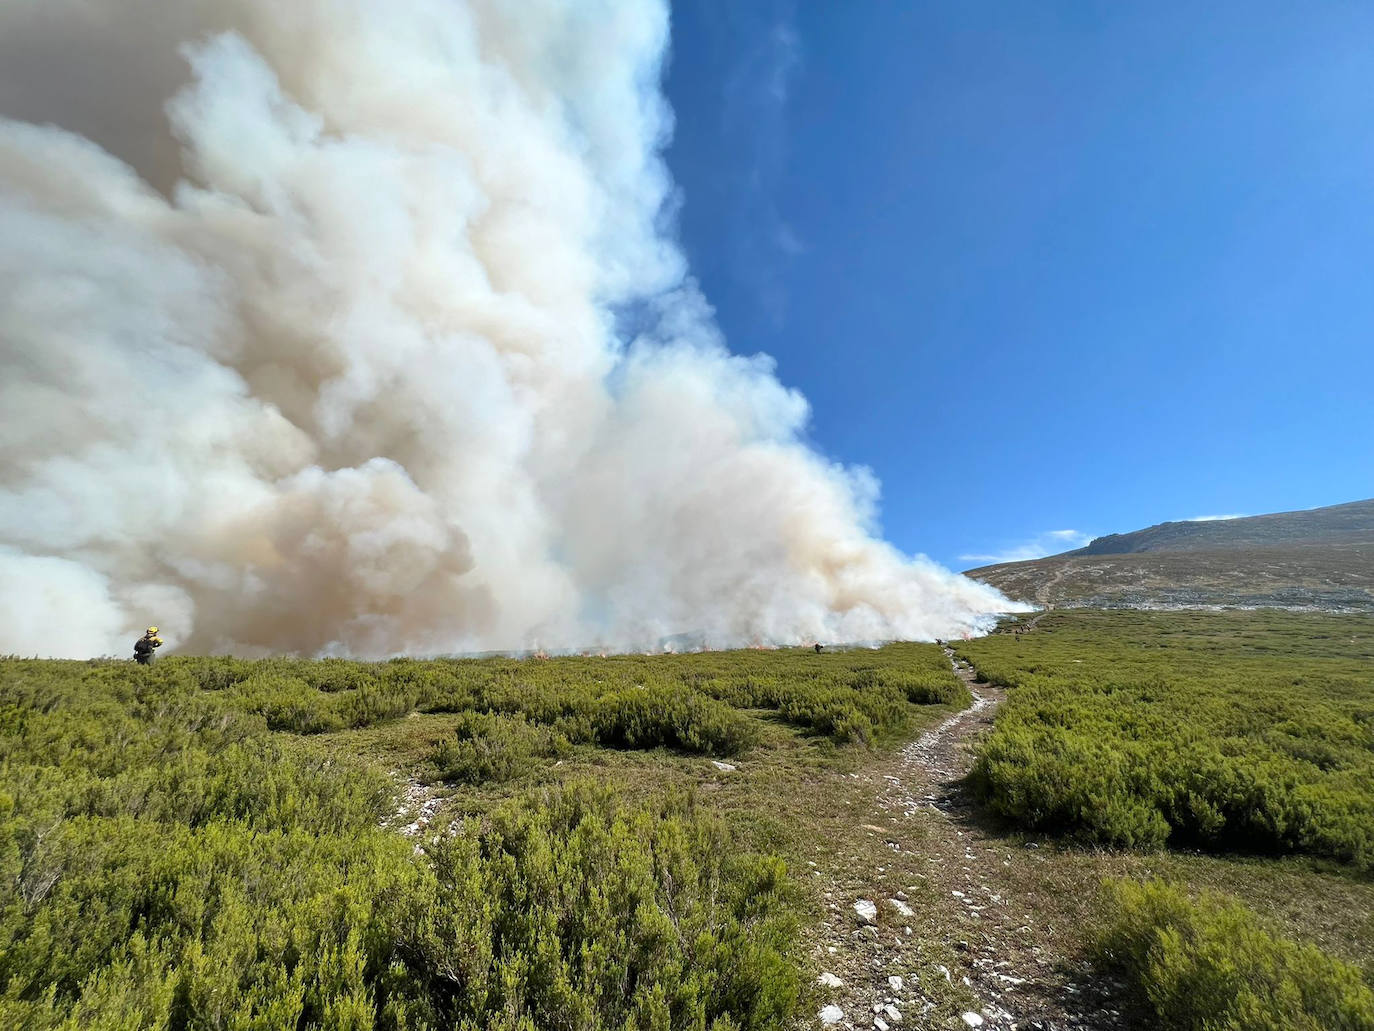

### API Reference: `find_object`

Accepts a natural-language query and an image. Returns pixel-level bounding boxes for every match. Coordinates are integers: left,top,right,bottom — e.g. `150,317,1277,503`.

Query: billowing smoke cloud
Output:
0,0,1017,658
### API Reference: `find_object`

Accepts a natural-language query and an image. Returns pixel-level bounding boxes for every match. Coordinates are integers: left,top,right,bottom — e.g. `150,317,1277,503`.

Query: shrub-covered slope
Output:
956,610,1374,867
0,642,964,1029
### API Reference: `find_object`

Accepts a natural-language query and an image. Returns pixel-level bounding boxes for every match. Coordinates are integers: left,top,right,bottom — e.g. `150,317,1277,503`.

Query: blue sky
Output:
662,1,1374,569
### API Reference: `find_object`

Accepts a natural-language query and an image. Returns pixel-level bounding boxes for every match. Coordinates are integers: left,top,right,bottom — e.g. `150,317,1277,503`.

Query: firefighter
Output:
134,626,162,665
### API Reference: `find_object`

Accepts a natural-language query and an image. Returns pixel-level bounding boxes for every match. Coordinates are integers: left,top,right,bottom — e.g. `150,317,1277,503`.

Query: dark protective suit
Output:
134,634,162,665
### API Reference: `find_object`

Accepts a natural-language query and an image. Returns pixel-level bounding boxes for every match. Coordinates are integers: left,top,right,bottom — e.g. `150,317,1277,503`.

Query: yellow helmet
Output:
147,626,159,635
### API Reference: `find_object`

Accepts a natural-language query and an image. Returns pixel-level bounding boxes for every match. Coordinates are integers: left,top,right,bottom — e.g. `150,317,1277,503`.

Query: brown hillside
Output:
966,499,1374,610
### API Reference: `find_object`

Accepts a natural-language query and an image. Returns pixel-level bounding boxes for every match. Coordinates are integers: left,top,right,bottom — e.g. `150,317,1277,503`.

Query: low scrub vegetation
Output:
424,711,567,784
0,659,809,1029
1095,879,1374,1030
157,641,967,750
868,668,972,707
957,610,1374,868
0,640,965,1028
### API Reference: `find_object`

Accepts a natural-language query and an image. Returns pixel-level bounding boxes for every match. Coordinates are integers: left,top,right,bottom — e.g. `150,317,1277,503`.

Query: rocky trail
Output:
808,647,1129,1031
387,773,443,839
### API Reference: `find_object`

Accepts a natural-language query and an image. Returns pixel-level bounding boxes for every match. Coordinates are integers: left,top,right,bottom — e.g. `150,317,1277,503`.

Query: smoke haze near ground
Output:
0,0,1018,658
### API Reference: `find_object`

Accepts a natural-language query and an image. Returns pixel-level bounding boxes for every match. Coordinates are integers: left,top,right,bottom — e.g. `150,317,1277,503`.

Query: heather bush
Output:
425,711,566,783
775,684,900,744
0,658,806,1030
592,681,756,755
1095,879,1374,1030
871,668,971,707
959,611,1374,868
230,672,349,733
405,784,803,1030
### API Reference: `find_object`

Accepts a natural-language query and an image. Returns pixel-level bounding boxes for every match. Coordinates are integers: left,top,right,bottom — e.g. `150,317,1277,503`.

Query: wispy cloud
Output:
1185,514,1248,522
1045,529,1087,541
960,529,1093,566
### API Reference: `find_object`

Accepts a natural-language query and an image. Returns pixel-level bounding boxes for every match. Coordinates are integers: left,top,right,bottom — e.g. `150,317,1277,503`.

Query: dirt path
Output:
1033,564,1069,611
808,648,1128,1031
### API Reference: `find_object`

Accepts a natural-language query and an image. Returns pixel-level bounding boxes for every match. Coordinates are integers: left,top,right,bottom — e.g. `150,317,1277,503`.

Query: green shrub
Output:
0,658,806,1030
958,611,1374,867
1094,879,1374,1030
230,673,348,734
874,669,971,707
425,711,565,784
301,658,375,693
181,655,257,691
776,686,875,744
404,785,803,1030
479,674,601,730
592,681,757,755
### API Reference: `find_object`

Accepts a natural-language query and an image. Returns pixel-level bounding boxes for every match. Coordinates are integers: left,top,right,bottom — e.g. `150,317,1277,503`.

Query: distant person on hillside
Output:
814,642,823,653
133,626,162,665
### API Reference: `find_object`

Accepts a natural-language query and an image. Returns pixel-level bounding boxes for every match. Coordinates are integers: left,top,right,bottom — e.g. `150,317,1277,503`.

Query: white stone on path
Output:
818,1004,845,1025
888,898,914,917
887,975,903,993
853,899,878,924
883,1003,902,1022
710,760,737,771
961,1013,984,1028
874,1018,889,1031
817,972,844,988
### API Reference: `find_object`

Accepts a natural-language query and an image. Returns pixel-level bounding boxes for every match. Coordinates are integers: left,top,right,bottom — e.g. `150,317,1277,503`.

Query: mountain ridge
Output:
965,498,1374,611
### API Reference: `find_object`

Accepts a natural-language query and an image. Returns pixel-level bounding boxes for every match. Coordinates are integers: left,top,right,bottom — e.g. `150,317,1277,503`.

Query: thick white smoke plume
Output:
0,0,1016,658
